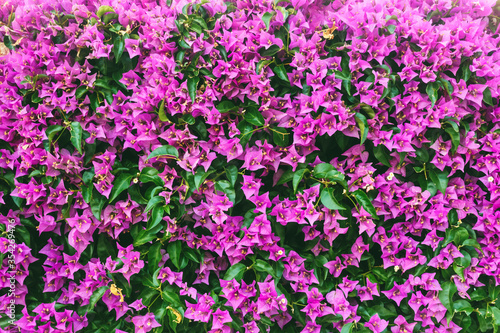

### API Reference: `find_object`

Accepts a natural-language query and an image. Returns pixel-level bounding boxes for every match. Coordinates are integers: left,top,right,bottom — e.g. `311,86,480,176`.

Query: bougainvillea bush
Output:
2,0,500,331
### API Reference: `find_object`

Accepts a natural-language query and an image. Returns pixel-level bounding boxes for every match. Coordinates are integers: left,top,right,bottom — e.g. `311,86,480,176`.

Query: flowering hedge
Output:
1,0,500,332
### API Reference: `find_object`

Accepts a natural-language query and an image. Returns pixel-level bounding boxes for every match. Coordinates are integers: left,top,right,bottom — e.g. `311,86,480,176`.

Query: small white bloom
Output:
386,172,395,181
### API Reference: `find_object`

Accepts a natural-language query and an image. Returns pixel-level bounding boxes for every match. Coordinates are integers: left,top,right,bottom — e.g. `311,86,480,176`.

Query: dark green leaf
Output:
293,168,308,193
483,87,494,106
194,167,214,190
426,81,439,107
109,174,133,202
340,322,354,333
273,64,289,82
355,113,368,144
91,189,106,220
462,239,482,252
88,286,108,309
133,229,157,246
453,227,469,245
167,241,182,270
439,281,457,314
70,122,83,154
254,259,276,278
216,100,237,113
140,167,164,187
187,76,199,103
148,243,162,273
46,125,64,143
244,107,265,126
429,169,448,195
215,180,235,203
313,163,335,178
225,165,239,186
113,36,125,63
320,187,345,210
439,78,454,96
146,145,179,161
444,127,460,154
352,189,378,219
260,44,281,57
223,263,246,281
256,59,273,74
272,127,289,147
373,145,391,167
145,196,164,213
147,205,164,231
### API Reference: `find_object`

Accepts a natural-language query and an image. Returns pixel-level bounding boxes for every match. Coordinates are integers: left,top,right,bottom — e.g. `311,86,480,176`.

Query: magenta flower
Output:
365,314,388,333
132,313,161,333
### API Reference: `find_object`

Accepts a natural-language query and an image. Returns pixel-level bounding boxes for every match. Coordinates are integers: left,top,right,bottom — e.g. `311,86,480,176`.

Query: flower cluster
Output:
0,0,500,332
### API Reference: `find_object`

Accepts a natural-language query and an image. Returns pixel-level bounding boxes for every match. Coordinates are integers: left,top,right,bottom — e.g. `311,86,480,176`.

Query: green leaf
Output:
148,242,162,273
492,307,500,326
113,36,125,63
96,5,115,18
444,126,460,154
194,167,214,190
260,44,280,57
373,145,391,167
216,100,237,113
462,239,483,252
277,169,294,186
355,113,369,144
256,59,273,74
167,241,182,270
145,196,164,213
133,229,157,246
88,286,108,309
146,145,179,161
453,227,469,246
75,86,88,99
162,287,182,307
261,12,273,30
272,127,289,147
313,163,335,178
46,125,64,143
215,180,235,203
439,281,457,314
109,174,133,202
439,78,454,96
334,70,350,81
483,87,494,106
244,107,265,126
91,189,106,220
426,81,439,107
158,98,168,122
147,205,164,231
187,76,199,103
3,36,14,50
273,64,289,82
140,167,164,187
352,189,378,219
340,322,354,333
70,122,83,154
293,168,308,193
321,187,345,210
254,259,276,278
223,263,246,281
225,165,239,186
429,169,448,195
